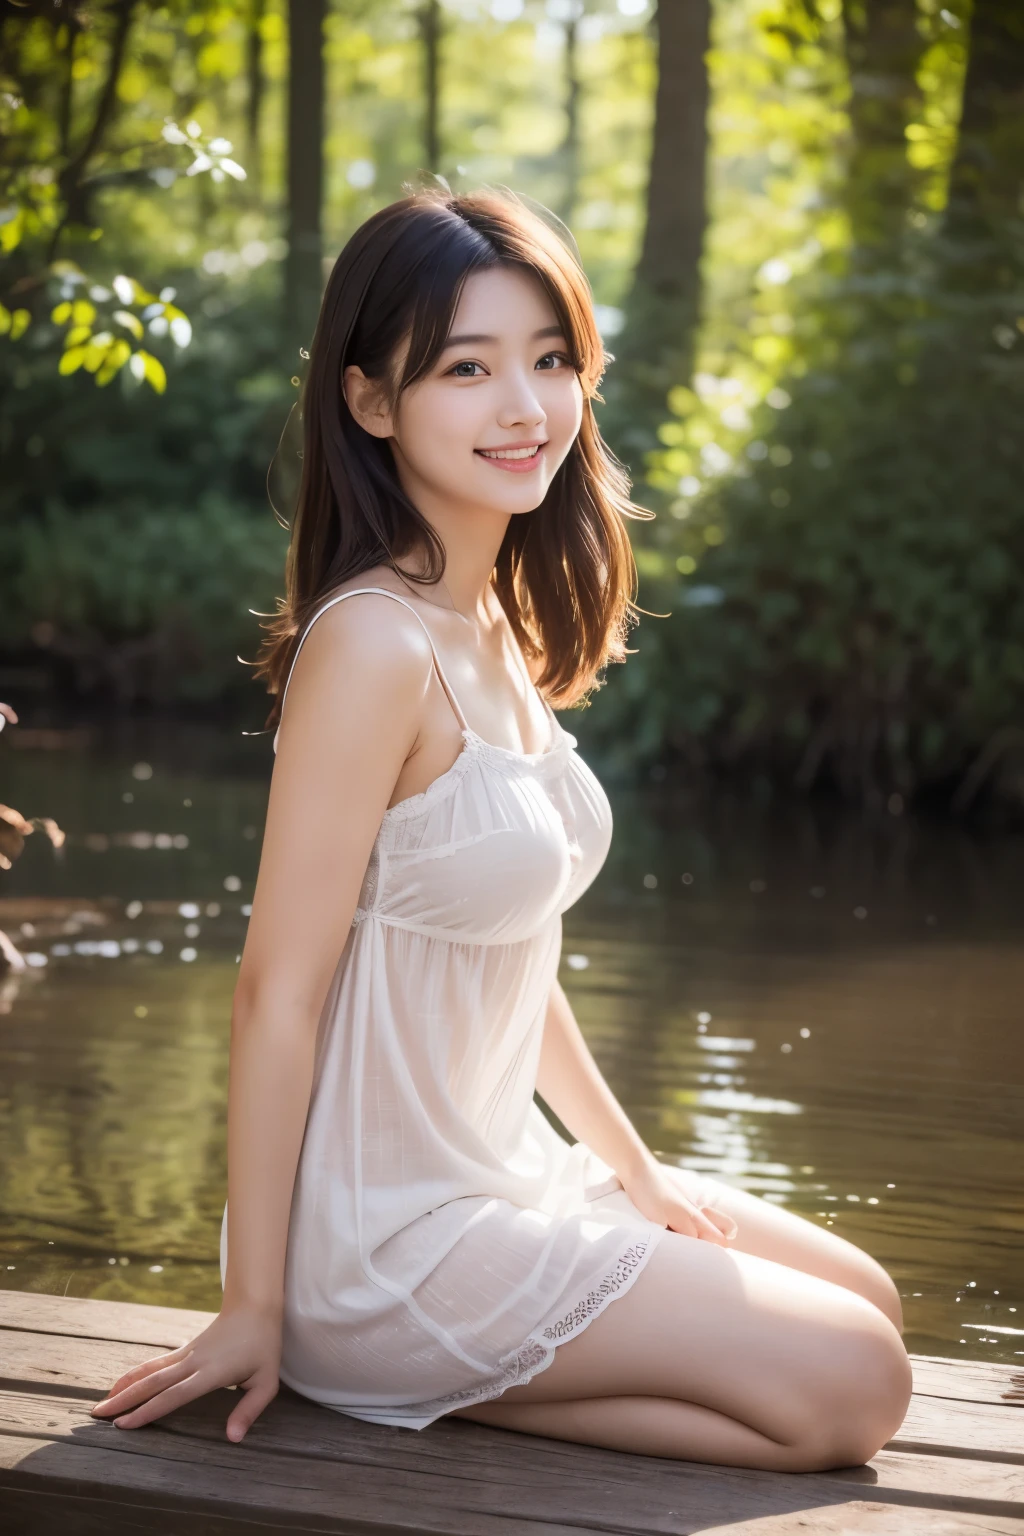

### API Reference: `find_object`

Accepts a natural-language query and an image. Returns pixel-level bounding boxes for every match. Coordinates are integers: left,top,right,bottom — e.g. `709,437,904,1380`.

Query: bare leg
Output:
666,1170,904,1331
451,1231,911,1470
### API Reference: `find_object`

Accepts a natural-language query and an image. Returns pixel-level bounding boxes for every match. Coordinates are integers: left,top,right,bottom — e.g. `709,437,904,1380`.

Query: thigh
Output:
672,1167,903,1330
456,1231,911,1460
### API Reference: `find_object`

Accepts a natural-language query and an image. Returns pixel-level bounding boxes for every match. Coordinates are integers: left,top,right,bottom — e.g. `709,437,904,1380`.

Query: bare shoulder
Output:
278,576,435,751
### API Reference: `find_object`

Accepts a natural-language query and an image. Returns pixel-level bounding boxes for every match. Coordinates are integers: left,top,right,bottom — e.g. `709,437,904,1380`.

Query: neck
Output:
391,458,509,622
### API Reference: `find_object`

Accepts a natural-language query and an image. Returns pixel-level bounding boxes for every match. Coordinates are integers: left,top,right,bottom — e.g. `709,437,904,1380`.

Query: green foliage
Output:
0,272,291,705
589,256,1024,806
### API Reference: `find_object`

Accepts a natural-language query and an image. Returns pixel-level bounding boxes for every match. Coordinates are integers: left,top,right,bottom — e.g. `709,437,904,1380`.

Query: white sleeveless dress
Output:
220,586,722,1430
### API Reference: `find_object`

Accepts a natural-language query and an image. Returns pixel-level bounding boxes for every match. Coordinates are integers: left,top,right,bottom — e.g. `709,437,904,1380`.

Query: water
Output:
1,720,1020,1363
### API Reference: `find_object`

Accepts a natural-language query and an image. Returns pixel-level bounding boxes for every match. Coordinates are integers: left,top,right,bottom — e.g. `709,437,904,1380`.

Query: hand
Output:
619,1155,738,1246
89,1303,282,1443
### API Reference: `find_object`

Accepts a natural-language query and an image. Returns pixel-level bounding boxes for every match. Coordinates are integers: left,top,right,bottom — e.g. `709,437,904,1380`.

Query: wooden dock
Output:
1,1289,1021,1534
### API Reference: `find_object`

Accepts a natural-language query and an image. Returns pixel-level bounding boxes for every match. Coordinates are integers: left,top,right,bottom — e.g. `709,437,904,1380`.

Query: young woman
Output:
91,188,911,1469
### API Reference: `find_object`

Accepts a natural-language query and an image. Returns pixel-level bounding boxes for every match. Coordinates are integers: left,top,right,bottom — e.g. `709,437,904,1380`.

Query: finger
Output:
93,1358,197,1417
101,1345,192,1400
95,1350,191,1408
111,1370,204,1430
664,1209,700,1240
704,1204,739,1242
225,1379,279,1443
676,1201,729,1245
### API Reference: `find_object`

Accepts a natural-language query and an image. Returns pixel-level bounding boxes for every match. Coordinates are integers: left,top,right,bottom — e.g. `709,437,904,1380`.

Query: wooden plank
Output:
913,1357,1024,1409
0,1291,215,1350
892,1396,1024,1463
2,1386,1023,1532
0,1327,178,1394
698,1510,1024,1535
0,1432,555,1536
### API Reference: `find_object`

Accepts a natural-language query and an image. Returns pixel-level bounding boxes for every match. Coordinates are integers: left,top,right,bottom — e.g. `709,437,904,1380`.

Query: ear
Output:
342,366,395,439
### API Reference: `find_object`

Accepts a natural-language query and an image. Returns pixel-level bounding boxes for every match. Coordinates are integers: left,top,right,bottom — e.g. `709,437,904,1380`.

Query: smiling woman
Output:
88,188,911,1472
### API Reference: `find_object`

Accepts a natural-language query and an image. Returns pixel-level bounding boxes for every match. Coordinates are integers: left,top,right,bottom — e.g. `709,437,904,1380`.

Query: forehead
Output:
449,265,562,337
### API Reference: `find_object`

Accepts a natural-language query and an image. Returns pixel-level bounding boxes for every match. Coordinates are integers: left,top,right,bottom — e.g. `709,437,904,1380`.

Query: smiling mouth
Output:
478,445,543,460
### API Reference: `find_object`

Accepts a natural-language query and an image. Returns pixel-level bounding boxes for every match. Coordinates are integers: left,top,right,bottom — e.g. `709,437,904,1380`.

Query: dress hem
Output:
314,1221,667,1432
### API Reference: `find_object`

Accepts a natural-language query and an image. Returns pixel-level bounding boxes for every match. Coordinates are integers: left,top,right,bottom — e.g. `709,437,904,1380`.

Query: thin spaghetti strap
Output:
274,586,469,753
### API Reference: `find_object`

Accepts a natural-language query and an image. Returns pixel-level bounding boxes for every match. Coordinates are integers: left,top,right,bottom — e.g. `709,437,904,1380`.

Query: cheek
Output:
397,387,485,458
548,377,585,448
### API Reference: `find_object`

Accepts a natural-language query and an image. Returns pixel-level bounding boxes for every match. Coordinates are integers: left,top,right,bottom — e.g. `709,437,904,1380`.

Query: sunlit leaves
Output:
0,207,24,253
129,350,167,393
0,305,31,340
44,269,187,391
162,119,247,183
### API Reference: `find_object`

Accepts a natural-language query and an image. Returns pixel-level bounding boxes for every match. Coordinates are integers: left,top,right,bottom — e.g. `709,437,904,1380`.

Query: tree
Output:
284,0,325,351
603,0,711,472
944,0,1024,249
839,0,927,250
557,7,581,227
245,0,267,200
419,0,442,173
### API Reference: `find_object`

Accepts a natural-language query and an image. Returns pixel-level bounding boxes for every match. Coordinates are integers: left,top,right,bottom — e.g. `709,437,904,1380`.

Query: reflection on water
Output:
0,721,1021,1363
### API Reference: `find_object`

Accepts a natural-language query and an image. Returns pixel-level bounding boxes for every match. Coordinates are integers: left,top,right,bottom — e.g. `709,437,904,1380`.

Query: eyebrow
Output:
440,324,567,350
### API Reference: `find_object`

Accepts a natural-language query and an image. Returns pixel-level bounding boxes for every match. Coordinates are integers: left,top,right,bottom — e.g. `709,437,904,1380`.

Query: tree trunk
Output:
246,0,266,199
558,17,580,227
285,0,325,353
840,0,927,250
945,0,1024,241
420,0,441,173
604,0,711,470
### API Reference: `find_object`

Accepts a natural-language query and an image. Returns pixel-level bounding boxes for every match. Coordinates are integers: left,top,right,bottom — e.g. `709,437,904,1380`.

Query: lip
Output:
474,441,548,475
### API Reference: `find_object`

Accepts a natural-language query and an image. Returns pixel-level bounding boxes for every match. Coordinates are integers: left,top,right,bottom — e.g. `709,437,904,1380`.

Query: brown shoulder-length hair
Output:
252,184,652,735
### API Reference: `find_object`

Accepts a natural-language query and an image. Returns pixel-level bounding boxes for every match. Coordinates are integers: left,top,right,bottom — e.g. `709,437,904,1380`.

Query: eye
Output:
536,351,572,371
447,360,485,378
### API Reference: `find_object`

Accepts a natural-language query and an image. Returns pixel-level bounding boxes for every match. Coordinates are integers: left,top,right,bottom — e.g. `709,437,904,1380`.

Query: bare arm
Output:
91,595,438,1438
535,978,651,1183
536,979,736,1245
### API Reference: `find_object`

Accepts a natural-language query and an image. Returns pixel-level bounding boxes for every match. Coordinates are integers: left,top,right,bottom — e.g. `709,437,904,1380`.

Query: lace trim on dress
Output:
420,1233,658,1417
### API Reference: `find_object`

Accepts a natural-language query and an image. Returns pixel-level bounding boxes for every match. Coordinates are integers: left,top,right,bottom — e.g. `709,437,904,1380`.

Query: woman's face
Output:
349,264,584,523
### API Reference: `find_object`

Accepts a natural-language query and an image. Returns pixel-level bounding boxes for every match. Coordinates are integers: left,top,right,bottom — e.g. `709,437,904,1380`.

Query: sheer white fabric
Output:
220,586,677,1429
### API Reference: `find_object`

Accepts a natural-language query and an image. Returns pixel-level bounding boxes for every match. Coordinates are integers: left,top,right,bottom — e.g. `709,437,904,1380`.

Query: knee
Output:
787,1319,914,1472
860,1263,904,1334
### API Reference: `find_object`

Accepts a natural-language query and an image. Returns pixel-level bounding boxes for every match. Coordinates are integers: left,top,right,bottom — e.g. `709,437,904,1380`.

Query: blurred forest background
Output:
1,0,1022,813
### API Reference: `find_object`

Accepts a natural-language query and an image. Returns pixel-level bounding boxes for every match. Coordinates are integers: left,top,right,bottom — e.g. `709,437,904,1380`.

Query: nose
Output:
495,367,547,432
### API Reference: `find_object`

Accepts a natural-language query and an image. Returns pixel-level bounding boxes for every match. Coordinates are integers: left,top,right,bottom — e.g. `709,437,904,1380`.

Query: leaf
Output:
97,338,132,383
9,309,30,340
113,308,144,339
0,208,24,253
71,299,96,326
134,349,166,393
0,305,9,335
58,346,87,375
65,324,92,347
51,301,73,325
83,339,111,373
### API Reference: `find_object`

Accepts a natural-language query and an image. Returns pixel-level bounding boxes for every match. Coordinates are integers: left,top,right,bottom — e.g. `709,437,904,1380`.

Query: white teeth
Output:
479,446,540,460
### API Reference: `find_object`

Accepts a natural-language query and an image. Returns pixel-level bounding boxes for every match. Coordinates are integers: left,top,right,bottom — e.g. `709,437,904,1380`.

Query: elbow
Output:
230,975,324,1041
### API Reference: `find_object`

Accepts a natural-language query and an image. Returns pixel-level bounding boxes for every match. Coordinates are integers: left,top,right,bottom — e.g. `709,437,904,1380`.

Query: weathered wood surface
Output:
1,1291,1022,1535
